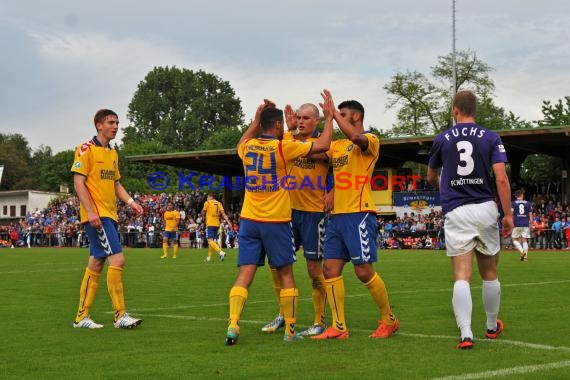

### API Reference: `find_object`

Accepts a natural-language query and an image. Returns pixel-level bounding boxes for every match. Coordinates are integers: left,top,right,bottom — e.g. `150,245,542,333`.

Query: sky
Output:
1,0,569,153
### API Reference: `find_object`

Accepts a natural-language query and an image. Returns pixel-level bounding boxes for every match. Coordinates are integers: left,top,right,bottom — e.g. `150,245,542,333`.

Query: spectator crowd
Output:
1,191,569,251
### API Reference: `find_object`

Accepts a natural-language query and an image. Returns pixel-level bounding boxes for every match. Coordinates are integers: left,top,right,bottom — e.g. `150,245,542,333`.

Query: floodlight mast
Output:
451,0,457,126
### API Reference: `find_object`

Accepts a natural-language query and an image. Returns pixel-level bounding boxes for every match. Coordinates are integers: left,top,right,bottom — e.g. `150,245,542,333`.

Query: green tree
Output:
537,96,570,126
521,154,562,188
124,66,244,152
383,49,529,135
118,140,182,194
0,133,34,190
199,126,243,150
35,150,75,192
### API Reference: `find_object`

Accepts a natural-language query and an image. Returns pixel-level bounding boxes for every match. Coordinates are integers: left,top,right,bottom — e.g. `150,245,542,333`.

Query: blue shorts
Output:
324,212,378,265
292,209,327,260
237,219,296,268
206,226,220,240
84,218,122,259
163,231,178,240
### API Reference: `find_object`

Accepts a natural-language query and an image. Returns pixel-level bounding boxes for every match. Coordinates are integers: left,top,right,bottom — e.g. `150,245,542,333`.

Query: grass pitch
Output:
1,247,569,379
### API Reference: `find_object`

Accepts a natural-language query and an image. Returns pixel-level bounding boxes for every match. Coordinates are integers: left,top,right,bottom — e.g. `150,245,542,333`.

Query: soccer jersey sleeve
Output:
428,137,443,169
237,139,250,160
70,143,92,176
363,133,380,156
491,135,508,164
282,139,313,161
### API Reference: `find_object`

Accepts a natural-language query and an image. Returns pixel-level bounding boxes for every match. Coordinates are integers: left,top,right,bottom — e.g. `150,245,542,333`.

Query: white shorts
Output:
511,227,530,239
444,201,500,257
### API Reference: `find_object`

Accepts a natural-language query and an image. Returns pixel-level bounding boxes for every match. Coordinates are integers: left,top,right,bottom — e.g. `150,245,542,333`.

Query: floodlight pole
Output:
451,0,457,126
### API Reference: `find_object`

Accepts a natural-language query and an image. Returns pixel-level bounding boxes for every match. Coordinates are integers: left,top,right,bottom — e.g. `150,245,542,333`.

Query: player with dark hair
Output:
311,95,399,341
225,93,333,345
261,102,329,336
202,193,232,262
427,90,513,349
71,109,143,329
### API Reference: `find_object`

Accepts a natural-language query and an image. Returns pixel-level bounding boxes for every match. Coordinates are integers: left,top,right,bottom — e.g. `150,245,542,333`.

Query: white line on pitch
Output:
138,313,570,353
431,360,570,380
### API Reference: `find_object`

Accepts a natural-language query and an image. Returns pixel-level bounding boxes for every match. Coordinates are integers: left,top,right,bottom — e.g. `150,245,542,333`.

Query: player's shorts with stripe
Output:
237,219,296,268
324,212,378,265
162,231,179,240
444,200,500,257
84,218,122,259
511,227,530,239
206,226,220,240
292,209,327,260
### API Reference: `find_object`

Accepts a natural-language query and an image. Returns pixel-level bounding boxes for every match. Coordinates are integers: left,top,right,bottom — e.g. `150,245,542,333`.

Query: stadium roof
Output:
126,125,570,176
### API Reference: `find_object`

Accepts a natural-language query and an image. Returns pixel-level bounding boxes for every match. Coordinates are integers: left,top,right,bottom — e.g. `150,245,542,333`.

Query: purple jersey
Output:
428,123,508,214
512,200,532,227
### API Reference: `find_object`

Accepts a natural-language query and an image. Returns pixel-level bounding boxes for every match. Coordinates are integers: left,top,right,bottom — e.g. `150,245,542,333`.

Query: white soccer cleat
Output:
73,316,103,329
114,312,143,329
261,314,285,333
298,323,326,336
219,251,226,261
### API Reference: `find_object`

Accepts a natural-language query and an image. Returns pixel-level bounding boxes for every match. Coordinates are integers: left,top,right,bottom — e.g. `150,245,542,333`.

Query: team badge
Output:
347,144,354,151
74,162,81,168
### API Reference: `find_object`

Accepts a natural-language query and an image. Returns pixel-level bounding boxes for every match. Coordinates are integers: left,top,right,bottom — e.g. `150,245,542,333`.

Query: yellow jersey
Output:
285,132,329,212
163,210,181,231
238,136,313,222
327,133,379,214
70,138,120,223
203,199,225,227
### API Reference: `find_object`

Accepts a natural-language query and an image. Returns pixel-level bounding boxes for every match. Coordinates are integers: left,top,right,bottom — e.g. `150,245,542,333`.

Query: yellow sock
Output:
207,244,213,259
75,268,99,322
365,272,396,325
270,267,283,315
229,286,248,330
209,239,221,253
162,243,168,257
325,276,347,331
173,244,179,258
107,266,126,321
280,288,298,335
311,274,327,326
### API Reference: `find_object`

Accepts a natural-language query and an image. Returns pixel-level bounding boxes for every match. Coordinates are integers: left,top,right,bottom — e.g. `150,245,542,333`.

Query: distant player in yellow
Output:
70,109,143,329
161,201,181,259
225,93,333,346
311,94,399,340
202,193,232,262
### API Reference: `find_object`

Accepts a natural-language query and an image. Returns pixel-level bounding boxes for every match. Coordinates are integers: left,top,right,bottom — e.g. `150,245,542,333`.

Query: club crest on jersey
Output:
347,144,354,151
74,162,81,168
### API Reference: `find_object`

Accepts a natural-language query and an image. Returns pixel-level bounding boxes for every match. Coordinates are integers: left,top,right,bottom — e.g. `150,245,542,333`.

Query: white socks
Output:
522,242,528,253
482,279,501,331
512,240,523,254
453,280,473,339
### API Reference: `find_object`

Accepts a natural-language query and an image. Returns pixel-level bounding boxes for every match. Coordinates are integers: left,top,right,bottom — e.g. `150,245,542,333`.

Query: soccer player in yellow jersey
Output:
225,93,334,345
311,95,399,340
261,103,330,336
161,201,181,259
202,193,232,262
70,109,143,329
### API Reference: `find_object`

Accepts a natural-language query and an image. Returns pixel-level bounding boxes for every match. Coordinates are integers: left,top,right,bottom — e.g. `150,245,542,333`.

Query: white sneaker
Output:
219,251,226,261
298,323,326,336
73,316,103,329
113,312,143,329
261,314,285,333
205,256,211,262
